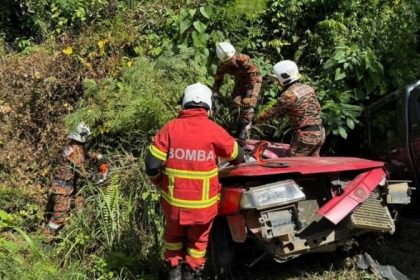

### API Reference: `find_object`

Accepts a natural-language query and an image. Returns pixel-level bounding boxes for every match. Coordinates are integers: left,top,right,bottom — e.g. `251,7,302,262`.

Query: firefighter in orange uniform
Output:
213,42,262,142
255,60,325,157
145,83,244,280
44,123,108,243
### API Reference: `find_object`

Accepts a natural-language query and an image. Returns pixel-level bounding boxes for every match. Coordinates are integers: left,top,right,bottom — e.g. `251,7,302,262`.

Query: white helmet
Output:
182,83,212,111
68,122,91,143
272,60,300,86
216,42,236,62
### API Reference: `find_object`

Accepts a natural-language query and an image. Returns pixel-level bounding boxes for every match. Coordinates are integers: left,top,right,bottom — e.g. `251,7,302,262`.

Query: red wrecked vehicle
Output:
209,140,411,278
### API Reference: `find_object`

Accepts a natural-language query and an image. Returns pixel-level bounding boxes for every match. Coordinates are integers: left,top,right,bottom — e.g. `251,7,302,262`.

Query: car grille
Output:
350,191,395,233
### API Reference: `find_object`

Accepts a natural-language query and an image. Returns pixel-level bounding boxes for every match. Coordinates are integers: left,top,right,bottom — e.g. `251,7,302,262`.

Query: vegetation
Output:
0,0,418,279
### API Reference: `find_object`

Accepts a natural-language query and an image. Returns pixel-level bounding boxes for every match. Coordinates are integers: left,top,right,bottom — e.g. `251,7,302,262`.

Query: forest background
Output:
0,0,419,279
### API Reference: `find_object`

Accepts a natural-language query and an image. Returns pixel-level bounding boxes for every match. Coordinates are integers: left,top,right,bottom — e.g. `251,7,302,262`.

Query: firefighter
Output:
43,122,108,243
213,42,262,142
255,60,325,157
145,83,244,280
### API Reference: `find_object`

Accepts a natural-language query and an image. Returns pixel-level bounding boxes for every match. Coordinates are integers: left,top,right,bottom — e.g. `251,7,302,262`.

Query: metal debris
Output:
356,252,409,280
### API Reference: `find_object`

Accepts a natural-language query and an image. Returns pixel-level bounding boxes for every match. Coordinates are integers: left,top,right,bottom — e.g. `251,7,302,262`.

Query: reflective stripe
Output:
165,241,183,251
161,191,220,209
165,242,182,251
168,175,175,197
163,167,219,209
187,248,206,258
149,145,167,161
227,141,238,161
202,177,209,200
165,168,218,179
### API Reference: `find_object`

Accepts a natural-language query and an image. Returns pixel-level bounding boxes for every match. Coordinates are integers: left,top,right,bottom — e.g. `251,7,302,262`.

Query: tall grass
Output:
51,151,163,279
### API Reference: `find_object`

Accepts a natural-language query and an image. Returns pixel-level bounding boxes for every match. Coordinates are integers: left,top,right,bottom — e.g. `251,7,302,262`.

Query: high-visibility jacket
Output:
149,108,239,224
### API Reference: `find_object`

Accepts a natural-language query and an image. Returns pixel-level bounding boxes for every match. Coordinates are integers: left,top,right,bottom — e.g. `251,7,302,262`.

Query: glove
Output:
149,173,163,187
98,163,109,175
241,96,258,109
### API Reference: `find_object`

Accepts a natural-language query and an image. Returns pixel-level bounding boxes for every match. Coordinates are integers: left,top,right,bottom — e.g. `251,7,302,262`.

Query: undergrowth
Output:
0,0,418,279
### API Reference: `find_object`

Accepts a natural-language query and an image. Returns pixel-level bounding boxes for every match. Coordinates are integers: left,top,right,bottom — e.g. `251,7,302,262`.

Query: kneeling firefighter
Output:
145,83,244,280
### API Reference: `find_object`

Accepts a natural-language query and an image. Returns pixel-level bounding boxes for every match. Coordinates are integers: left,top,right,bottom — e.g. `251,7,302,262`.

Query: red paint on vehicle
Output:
318,168,386,224
218,187,243,216
220,157,385,178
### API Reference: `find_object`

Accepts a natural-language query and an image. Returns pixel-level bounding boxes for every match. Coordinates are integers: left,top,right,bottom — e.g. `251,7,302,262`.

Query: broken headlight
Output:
240,179,305,210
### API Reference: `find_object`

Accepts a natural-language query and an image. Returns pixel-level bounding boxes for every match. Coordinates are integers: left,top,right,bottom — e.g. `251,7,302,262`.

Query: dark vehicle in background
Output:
208,141,410,279
365,80,420,200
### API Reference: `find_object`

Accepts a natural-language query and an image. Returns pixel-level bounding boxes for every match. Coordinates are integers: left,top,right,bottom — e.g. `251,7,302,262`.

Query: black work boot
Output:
182,265,202,280
168,264,182,280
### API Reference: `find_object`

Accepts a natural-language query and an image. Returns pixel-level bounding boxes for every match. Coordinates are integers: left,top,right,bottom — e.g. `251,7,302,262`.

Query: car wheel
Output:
208,217,238,279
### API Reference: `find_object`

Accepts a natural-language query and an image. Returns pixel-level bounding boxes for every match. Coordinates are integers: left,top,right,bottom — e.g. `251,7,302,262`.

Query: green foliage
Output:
0,0,418,278
53,153,162,278
0,186,43,231
162,5,221,83
0,230,83,280
0,0,122,43
0,35,5,56
66,52,205,143
261,0,419,139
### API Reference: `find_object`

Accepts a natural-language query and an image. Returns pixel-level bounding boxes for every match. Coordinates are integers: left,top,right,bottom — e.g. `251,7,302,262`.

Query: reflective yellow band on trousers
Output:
149,145,167,161
187,247,206,258
165,241,183,251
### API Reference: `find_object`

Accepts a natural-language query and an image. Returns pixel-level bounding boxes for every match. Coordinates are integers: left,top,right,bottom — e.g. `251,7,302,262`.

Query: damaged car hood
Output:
219,157,385,178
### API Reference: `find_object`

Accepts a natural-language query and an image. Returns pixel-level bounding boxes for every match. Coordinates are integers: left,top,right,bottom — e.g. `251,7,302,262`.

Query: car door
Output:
408,82,420,185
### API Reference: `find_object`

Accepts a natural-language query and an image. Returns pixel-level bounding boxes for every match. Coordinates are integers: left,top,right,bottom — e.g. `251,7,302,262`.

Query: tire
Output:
208,217,238,280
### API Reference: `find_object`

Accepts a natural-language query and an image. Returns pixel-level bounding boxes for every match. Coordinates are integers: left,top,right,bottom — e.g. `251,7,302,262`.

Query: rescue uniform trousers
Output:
49,180,74,225
164,219,213,270
232,81,262,123
290,127,325,157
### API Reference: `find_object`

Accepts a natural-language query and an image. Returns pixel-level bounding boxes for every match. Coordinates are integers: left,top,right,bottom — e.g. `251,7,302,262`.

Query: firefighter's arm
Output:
228,141,245,165
213,64,225,93
145,127,169,186
215,128,245,165
87,151,104,161
145,146,166,186
255,93,289,124
85,150,110,185
255,107,275,124
64,146,90,179
145,147,164,176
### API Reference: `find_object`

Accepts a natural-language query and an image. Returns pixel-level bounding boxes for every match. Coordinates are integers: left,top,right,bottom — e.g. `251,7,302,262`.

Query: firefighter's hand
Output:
236,138,246,147
232,95,242,107
149,173,163,187
241,96,258,109
254,115,265,125
89,172,109,186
